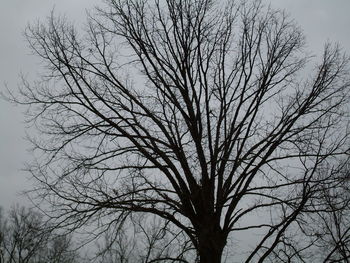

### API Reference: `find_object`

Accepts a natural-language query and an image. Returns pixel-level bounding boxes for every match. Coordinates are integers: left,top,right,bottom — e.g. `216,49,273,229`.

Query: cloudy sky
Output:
0,0,349,211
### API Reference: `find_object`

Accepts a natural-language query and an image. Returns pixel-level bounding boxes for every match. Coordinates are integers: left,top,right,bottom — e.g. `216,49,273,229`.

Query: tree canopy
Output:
10,0,350,262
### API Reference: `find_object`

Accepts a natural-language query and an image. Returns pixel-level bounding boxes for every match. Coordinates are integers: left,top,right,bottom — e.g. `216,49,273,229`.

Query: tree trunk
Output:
197,224,226,263
198,245,224,263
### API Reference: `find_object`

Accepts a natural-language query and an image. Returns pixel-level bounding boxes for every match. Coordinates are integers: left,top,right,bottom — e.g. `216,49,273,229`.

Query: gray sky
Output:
0,0,98,210
0,0,350,211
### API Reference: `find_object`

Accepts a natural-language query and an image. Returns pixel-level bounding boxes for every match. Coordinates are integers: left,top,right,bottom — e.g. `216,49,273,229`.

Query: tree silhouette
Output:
96,214,194,263
10,0,350,262
0,206,78,263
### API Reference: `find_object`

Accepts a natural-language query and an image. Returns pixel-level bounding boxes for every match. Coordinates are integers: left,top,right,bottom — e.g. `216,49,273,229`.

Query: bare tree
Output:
306,160,350,263
96,214,194,263
0,206,78,263
0,207,5,263
8,0,350,262
1,206,49,263
263,159,350,262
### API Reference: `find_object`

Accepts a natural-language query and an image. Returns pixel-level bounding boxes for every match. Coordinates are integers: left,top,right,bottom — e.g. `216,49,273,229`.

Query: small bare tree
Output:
0,208,5,263
0,206,78,263
96,214,194,263
9,0,350,262
307,160,350,262
263,159,350,262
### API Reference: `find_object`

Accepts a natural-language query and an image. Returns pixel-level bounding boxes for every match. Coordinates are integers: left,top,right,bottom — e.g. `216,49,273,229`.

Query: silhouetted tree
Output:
96,214,194,263
0,206,78,263
9,0,350,262
263,159,350,262
307,160,350,262
0,208,5,263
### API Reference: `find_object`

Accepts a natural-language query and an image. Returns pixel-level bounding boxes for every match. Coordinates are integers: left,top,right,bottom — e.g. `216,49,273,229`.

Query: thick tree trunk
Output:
198,244,224,263
197,224,226,263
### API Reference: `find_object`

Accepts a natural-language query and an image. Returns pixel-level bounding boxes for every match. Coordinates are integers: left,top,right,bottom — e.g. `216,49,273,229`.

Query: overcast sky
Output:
0,0,350,211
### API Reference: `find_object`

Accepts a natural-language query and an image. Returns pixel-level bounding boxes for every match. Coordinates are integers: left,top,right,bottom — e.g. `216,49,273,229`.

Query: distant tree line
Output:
0,206,194,263
0,206,78,263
